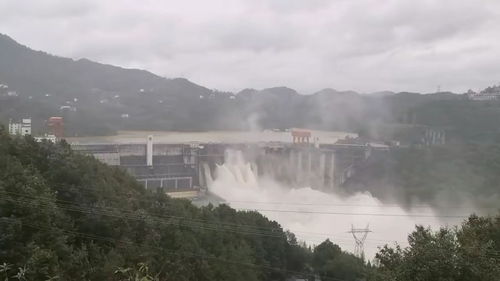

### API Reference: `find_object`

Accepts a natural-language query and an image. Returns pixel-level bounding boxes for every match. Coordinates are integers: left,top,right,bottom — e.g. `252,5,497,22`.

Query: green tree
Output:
312,240,365,281
372,214,500,281
0,128,323,280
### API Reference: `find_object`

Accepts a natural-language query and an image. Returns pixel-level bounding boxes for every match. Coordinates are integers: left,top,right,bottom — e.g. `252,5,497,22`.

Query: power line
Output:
2,187,482,247
0,197,473,264
0,195,391,249
1,195,386,249
0,192,416,258
0,190,474,248
3,196,499,262
0,190,285,234
0,195,387,249
34,181,497,216
0,218,351,281
44,183,499,214
2,217,498,268
236,208,471,218
0,196,287,240
2,189,470,236
348,224,371,259
225,200,498,210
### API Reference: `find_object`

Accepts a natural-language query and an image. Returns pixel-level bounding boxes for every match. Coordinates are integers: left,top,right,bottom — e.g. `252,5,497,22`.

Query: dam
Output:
71,130,449,259
69,130,384,197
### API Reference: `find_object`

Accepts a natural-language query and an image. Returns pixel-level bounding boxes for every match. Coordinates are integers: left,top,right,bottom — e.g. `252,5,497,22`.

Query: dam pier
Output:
70,131,383,198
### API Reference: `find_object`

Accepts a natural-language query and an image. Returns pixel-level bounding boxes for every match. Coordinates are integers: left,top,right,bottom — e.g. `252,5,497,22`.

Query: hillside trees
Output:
0,128,370,280
312,240,365,281
371,214,500,281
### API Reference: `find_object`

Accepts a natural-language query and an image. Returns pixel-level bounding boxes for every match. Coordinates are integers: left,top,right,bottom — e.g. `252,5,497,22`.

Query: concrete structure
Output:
48,117,64,138
291,129,311,144
467,87,500,101
0,84,7,93
8,118,58,143
423,127,446,146
147,135,153,166
8,122,21,135
34,134,57,143
71,136,375,195
8,118,31,136
72,139,200,192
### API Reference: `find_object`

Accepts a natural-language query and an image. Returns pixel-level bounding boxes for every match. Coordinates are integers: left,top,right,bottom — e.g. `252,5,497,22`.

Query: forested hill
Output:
0,128,367,281
2,33,500,143
0,33,216,135
0,33,210,100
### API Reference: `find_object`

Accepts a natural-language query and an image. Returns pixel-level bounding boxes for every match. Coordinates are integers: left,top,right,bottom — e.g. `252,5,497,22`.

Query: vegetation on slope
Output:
0,128,364,281
0,128,499,281
369,215,500,281
5,33,500,144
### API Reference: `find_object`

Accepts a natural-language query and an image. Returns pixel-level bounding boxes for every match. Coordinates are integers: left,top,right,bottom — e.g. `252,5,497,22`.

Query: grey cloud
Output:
203,20,303,52
266,0,333,13
0,0,500,93
0,0,95,20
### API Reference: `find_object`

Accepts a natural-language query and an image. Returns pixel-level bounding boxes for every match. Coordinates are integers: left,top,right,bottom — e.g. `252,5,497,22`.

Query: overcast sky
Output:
1,0,500,94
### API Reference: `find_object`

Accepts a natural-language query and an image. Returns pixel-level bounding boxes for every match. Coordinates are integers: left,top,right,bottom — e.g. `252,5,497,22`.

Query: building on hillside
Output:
48,117,64,138
8,117,58,142
8,118,31,136
291,129,311,144
467,86,500,101
0,84,8,95
34,134,57,143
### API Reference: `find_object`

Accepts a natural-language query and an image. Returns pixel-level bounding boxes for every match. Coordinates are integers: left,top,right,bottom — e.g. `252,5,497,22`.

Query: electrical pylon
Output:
348,224,371,259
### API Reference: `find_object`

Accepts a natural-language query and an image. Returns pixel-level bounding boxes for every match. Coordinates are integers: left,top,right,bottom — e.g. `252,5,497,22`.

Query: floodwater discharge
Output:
208,151,465,259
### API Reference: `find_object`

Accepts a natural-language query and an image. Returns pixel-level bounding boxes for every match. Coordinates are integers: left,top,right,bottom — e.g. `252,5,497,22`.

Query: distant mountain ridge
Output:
0,33,460,100
0,33,211,100
2,33,500,144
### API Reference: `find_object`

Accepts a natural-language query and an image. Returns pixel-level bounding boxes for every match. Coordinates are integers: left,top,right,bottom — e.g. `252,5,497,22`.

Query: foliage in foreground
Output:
369,214,500,281
2,128,499,281
0,129,364,281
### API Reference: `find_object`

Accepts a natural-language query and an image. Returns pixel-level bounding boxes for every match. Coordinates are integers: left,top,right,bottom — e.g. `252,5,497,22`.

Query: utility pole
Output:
348,224,371,259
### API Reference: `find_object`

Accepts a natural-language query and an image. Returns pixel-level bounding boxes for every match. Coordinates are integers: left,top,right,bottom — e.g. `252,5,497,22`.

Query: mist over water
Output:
208,150,465,259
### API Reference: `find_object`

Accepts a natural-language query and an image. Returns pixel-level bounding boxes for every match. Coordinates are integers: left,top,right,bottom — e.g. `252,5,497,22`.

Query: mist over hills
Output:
2,33,499,143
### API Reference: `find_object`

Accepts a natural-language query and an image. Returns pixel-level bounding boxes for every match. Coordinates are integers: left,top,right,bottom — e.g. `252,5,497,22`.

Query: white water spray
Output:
208,150,464,259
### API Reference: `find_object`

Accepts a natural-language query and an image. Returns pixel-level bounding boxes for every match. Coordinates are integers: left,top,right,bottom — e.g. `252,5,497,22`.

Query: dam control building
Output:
71,132,377,197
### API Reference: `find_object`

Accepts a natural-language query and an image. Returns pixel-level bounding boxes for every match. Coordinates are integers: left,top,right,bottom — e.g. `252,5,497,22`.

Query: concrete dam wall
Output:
72,138,373,194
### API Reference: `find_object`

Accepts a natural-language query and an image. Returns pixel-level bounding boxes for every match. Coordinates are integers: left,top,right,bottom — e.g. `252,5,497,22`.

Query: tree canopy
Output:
370,215,500,281
1,128,499,280
0,128,369,280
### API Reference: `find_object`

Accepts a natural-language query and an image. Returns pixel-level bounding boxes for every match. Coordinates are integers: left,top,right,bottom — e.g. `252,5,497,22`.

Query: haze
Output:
1,0,500,93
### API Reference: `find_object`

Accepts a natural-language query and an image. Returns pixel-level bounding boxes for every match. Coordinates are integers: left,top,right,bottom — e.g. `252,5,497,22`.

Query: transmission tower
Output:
348,224,371,259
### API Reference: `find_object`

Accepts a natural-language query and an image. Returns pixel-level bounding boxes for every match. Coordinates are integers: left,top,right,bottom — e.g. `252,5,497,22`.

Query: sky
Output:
1,0,500,94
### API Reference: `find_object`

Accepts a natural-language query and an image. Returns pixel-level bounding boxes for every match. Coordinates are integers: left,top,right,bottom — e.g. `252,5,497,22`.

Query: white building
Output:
34,134,57,143
8,118,32,136
468,92,500,101
467,87,500,101
0,84,9,96
8,122,21,135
